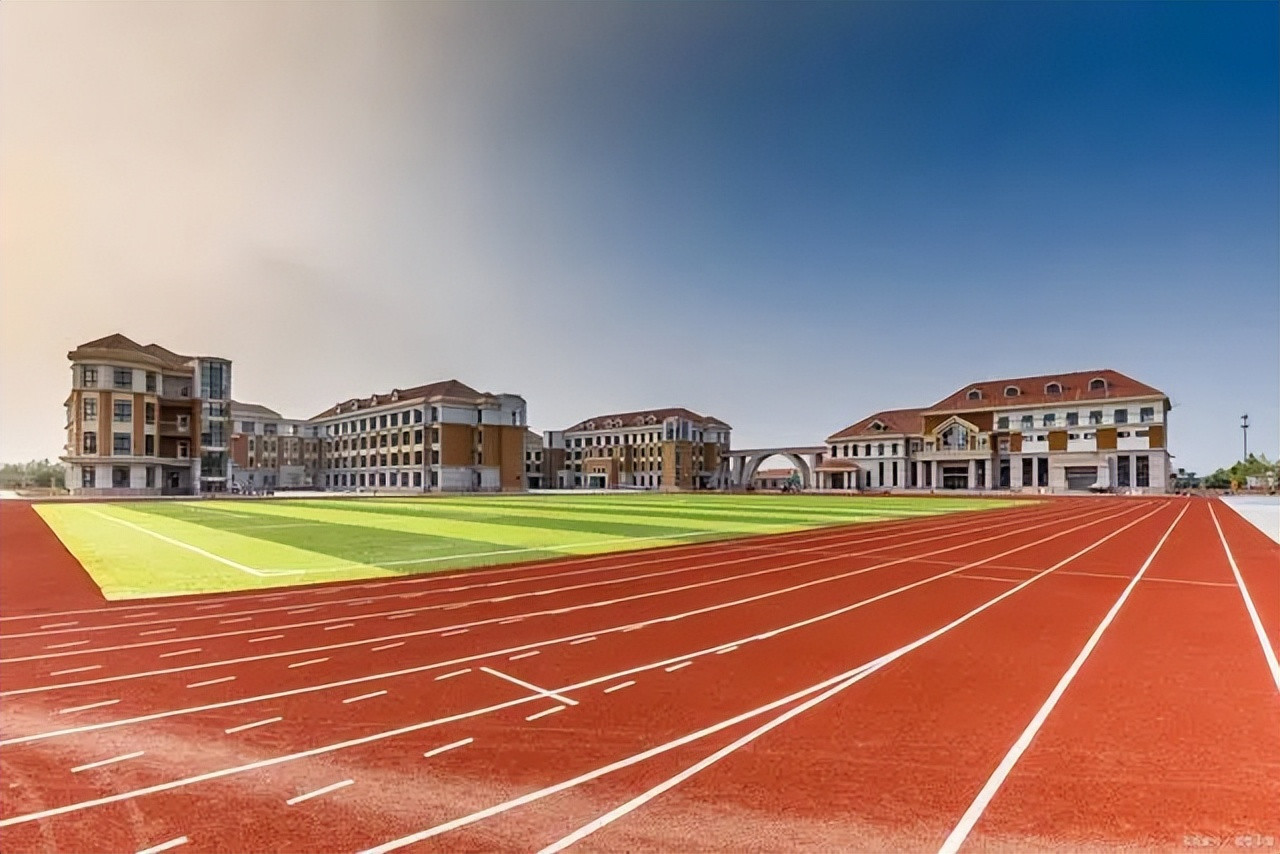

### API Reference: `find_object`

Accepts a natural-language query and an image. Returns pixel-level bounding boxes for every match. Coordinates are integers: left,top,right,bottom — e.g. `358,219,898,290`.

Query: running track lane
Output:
0,504,105,615
392,501,1183,852
1213,497,1280,663
0,501,1152,850
948,498,1280,851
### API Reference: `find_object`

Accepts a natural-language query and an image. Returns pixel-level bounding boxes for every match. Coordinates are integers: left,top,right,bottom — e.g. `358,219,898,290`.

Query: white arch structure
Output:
714,446,827,490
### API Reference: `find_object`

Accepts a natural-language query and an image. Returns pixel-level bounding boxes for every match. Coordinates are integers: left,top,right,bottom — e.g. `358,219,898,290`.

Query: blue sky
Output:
2,2,1275,472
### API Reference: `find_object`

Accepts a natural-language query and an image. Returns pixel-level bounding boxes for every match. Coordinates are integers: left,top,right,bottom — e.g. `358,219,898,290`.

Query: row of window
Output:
81,466,160,489
997,407,1156,430
329,471,435,488
81,367,160,393
329,451,436,468
829,442,900,459
328,409,433,436
82,432,158,456
331,429,430,452
966,378,1111,401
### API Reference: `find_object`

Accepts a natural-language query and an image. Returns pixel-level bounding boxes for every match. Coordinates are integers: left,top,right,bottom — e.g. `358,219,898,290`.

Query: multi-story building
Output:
62,334,232,496
557,408,731,490
752,468,798,490
312,380,528,492
228,402,325,491
822,370,1171,494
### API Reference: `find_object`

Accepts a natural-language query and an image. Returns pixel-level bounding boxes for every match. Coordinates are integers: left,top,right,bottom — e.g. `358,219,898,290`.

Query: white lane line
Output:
195,604,225,611
622,625,642,633
71,751,145,773
954,574,1022,584
139,628,179,636
441,629,468,637
342,690,387,704
664,662,692,672
435,669,470,681
423,738,472,758
324,623,355,631
714,645,738,655
248,635,285,643
136,836,188,854
287,608,317,615
51,665,101,676
508,651,539,661
224,716,282,734
87,510,294,578
158,648,201,659
219,617,253,625
286,779,353,805
499,617,524,625
603,681,635,694
937,504,1187,854
569,637,596,646
121,612,160,620
187,676,235,688
525,705,565,722
387,613,416,621
40,621,79,629
480,667,578,707
288,658,329,669
372,642,405,652
59,699,120,715
1210,504,1280,693
46,640,90,650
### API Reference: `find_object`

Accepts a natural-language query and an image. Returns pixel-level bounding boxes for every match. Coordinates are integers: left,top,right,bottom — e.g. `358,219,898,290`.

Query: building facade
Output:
62,334,232,496
556,408,731,490
228,402,324,492
312,380,528,493
752,468,799,490
821,370,1171,494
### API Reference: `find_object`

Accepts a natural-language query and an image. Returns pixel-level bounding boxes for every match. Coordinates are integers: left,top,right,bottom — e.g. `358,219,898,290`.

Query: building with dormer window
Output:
558,408,731,490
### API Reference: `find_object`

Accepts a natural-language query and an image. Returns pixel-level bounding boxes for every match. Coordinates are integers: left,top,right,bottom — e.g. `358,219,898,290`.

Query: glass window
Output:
112,466,130,487
414,409,423,424
1089,410,1103,425
1140,407,1155,423
144,435,154,455
1117,456,1131,487
84,399,97,419
1114,409,1128,424
145,403,155,424
240,421,255,432
82,467,96,487
146,372,157,393
113,433,131,455
113,368,132,389
1020,415,1033,429
199,361,230,400
997,416,1009,430
83,432,97,454
1136,455,1150,487
1066,412,1079,426
114,401,132,421
390,413,399,427
83,367,98,387
1043,414,1055,426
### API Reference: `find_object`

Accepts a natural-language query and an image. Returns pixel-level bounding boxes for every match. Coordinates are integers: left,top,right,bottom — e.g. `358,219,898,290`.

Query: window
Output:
1136,455,1150,487
414,471,422,487
114,368,132,389
967,389,982,400
1066,412,1079,427
146,373,157,393
864,444,871,456
84,399,97,419
1021,415,1033,429
892,443,899,455
391,452,399,466
112,466,130,488
263,423,277,436
390,433,399,446
83,432,97,454
414,429,423,445
1089,410,1103,425
380,454,388,467
1140,407,1155,423
145,466,156,488
1043,414,1055,426
1045,382,1062,394
379,415,388,429
114,401,132,422
1089,377,1107,392
145,403,155,424
878,443,885,456
240,421,255,432
415,450,423,465
1004,386,1020,397
1117,456,1131,487
83,367,98,387
144,435,154,456
380,434,388,447
360,418,368,431
851,445,859,456
113,433,131,455
414,410,423,424
402,431,410,445
82,467,95,488
390,413,399,427
1114,409,1128,424
997,416,1009,430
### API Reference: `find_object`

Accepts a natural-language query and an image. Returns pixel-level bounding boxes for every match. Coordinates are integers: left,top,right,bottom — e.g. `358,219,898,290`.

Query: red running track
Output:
0,497,1275,853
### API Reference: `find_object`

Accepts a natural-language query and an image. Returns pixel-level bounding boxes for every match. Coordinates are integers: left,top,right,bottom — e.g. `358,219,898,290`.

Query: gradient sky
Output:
2,2,1276,473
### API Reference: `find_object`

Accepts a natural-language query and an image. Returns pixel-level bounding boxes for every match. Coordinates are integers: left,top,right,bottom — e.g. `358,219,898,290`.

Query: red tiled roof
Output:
753,468,797,479
826,408,925,441
565,407,731,432
925,369,1166,413
312,379,486,420
815,458,861,471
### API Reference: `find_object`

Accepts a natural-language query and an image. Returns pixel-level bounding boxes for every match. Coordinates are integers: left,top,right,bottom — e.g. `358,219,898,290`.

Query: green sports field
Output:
34,493,1023,599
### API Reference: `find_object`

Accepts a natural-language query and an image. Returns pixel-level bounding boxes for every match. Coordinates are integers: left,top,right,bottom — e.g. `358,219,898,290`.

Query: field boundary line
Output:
87,511,300,579
1209,502,1280,693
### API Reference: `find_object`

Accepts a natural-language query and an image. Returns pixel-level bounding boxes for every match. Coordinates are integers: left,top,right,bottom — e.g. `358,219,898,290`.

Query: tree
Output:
0,459,65,489
1202,453,1276,490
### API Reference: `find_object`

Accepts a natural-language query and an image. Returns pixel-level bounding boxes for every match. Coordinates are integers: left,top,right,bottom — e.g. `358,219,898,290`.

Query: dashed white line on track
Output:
121,613,160,621
372,642,405,651
40,621,79,629
225,716,281,734
195,604,225,611
287,608,317,615
139,628,178,636
219,618,253,625
435,669,470,681
387,613,415,620
248,635,284,643
714,646,738,655
59,699,119,715
324,623,355,631
499,617,524,625
569,637,596,645
288,658,329,669
664,662,692,672
441,629,468,637
187,676,235,688
50,665,101,676
508,651,539,661
159,648,201,658
342,690,387,704
136,836,188,854
603,681,635,694
423,738,473,758
46,640,90,649
525,705,565,722
286,779,353,805
72,751,145,773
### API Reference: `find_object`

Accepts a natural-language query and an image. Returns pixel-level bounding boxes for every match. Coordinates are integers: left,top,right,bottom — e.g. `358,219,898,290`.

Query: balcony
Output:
159,420,193,436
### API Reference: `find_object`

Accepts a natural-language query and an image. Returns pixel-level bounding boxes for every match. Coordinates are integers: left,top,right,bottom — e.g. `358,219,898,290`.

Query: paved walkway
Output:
1220,494,1280,544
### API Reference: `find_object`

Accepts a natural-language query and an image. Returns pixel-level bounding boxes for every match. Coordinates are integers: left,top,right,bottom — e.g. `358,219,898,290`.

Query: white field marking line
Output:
0,505,1124,830
372,642,405,651
480,666,579,706
218,617,253,624
435,669,470,681
248,634,284,643
158,648,201,658
525,705,565,722
378,504,1170,854
664,662,692,672
86,510,298,578
287,779,353,805
139,628,178,636
1210,503,1280,693
46,640,90,650
136,836,188,854
569,636,596,645
953,574,1022,585
50,665,101,676
288,658,329,669
41,621,78,629
0,504,1058,635
71,751,145,773
509,651,539,661
342,690,387,704
58,699,119,714
0,504,1140,744
187,676,235,688
323,623,355,630
937,504,1188,854
224,716,281,734
441,629,468,637
603,681,635,693
6,504,1104,669
424,738,472,758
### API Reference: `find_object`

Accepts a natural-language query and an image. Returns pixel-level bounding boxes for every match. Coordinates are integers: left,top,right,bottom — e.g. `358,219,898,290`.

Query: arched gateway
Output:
712,446,827,490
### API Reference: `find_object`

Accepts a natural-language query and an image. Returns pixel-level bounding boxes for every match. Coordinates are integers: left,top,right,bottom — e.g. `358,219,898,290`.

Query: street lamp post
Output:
1241,414,1249,461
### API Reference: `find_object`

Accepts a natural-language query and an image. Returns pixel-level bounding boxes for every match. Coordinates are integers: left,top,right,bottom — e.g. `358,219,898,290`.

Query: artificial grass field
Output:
33,493,1024,599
